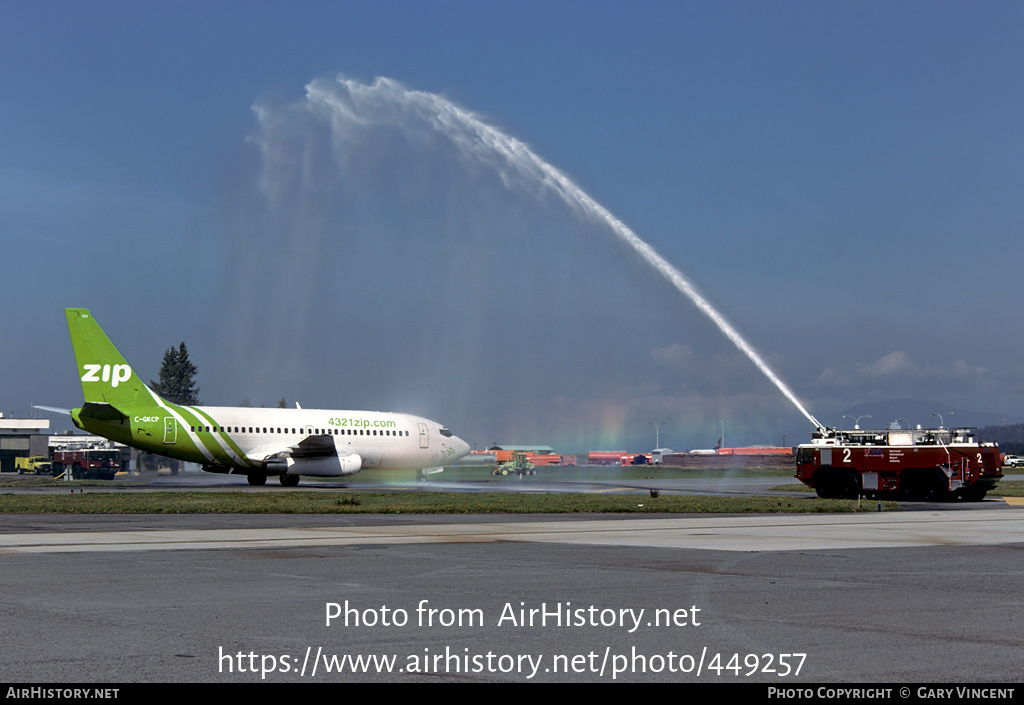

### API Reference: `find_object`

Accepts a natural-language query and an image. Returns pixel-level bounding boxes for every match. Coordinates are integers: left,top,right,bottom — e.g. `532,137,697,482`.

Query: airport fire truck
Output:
52,447,121,480
795,426,1002,502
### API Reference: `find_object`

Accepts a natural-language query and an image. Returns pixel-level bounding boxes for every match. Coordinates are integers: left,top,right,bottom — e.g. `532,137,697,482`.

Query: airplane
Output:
63,308,471,486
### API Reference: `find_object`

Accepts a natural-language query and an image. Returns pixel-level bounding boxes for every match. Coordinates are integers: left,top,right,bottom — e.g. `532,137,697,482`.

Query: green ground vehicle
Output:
15,456,53,475
492,451,537,476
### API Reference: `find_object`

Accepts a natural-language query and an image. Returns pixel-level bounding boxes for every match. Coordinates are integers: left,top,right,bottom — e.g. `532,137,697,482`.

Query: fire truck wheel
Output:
900,471,948,502
247,473,267,486
961,486,988,502
899,475,919,501
922,476,948,502
813,471,835,499
837,473,860,500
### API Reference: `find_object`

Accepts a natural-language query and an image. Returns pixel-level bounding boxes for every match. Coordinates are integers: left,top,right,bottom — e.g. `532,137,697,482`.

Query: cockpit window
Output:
439,427,453,438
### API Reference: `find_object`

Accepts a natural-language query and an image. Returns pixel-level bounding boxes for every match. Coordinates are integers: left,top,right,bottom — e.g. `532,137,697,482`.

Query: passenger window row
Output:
189,426,410,437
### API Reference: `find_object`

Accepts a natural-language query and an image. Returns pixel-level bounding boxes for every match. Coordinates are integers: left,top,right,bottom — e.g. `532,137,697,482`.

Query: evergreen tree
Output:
150,342,200,405
144,342,200,475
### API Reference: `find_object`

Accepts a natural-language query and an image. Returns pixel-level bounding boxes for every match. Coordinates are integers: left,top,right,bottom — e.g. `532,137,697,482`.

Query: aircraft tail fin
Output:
65,308,161,409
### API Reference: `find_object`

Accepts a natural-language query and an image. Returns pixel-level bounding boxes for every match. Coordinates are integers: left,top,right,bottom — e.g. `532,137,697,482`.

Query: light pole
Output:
931,412,952,429
842,414,871,430
650,421,665,449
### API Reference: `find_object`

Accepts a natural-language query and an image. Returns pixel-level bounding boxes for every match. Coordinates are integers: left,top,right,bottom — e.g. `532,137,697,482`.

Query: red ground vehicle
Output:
796,426,1002,501
52,447,121,480
588,451,628,465
525,453,562,466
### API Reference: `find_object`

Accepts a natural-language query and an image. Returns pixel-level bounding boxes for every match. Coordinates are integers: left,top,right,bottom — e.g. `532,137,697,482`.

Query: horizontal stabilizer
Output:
32,405,71,416
79,402,129,423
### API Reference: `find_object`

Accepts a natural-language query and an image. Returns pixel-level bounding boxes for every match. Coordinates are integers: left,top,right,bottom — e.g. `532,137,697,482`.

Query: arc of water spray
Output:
292,76,826,432
558,181,825,432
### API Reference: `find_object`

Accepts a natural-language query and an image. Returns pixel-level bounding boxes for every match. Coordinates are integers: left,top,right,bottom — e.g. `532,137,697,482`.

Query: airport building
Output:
0,415,137,475
0,416,51,473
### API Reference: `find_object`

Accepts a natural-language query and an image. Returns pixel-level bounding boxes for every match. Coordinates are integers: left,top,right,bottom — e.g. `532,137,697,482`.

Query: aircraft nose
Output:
453,435,471,461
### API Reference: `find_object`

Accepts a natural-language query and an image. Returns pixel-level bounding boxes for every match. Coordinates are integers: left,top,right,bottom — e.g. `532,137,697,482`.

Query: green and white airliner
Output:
64,308,470,486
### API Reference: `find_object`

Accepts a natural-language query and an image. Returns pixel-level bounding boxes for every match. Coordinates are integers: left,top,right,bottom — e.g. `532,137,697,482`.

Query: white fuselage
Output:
173,406,470,475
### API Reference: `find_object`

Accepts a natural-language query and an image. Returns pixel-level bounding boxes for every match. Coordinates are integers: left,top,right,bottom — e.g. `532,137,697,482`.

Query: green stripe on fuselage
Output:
186,407,253,468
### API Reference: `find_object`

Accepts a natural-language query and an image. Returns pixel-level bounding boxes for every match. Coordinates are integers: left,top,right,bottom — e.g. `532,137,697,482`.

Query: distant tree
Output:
145,342,200,476
979,423,1024,455
150,342,200,405
278,398,287,408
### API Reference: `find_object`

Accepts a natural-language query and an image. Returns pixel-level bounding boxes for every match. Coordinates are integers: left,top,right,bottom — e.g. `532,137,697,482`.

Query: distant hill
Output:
779,399,1022,450
821,399,1020,431
977,424,1024,454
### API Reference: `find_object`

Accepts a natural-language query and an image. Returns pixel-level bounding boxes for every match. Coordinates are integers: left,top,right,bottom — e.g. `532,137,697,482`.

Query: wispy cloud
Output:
817,350,989,389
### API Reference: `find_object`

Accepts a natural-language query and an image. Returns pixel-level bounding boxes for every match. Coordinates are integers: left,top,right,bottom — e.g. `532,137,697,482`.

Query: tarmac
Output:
3,504,1024,683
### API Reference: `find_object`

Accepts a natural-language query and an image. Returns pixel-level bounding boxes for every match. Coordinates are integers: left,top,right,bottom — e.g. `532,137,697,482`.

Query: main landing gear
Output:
246,472,300,487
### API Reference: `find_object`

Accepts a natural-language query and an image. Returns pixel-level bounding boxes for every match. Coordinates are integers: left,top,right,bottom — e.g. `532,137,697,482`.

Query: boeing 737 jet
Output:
64,308,470,486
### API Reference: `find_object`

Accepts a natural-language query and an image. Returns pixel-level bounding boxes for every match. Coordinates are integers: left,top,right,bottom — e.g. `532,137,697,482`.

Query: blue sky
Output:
3,1,1023,451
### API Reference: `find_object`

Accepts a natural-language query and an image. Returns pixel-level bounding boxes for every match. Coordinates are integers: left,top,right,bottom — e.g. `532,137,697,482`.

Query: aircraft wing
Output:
246,434,338,466
245,434,362,476
290,434,338,457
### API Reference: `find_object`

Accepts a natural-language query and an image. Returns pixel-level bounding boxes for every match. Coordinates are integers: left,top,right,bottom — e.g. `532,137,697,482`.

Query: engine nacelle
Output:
277,453,363,477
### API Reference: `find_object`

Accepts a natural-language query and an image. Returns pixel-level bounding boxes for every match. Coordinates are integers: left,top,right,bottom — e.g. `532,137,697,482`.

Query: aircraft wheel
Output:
279,474,300,487
247,473,267,486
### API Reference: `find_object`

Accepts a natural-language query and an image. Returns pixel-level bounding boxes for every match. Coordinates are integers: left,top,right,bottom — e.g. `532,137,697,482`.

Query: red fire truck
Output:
796,426,1002,502
52,447,121,480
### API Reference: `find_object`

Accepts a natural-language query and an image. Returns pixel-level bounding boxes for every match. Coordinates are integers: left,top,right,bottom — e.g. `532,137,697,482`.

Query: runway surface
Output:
2,509,1021,554
3,471,799,497
4,506,1024,683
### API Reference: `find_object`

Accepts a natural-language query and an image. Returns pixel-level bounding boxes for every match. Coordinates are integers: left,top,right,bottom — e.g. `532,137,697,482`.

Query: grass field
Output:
1,465,1014,513
0,489,897,514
